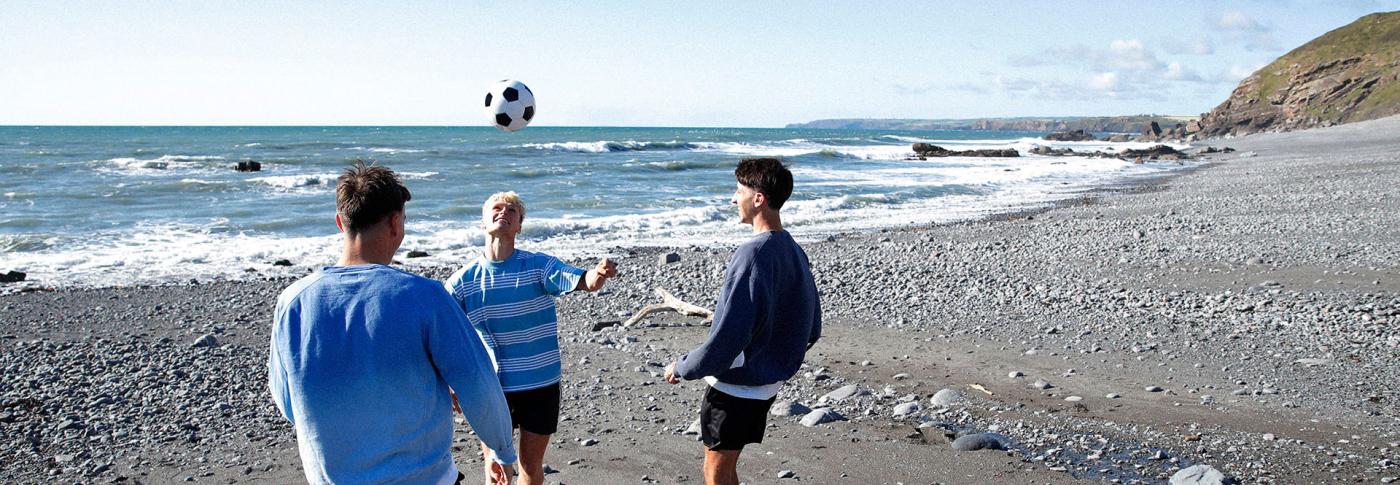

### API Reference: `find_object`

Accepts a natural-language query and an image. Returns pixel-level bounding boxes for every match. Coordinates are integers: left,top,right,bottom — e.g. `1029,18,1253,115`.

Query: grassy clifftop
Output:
1199,11,1400,136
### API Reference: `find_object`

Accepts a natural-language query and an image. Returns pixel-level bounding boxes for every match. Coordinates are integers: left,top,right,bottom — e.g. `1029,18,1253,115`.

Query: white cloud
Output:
1216,11,1269,32
1089,72,1120,91
1162,37,1215,56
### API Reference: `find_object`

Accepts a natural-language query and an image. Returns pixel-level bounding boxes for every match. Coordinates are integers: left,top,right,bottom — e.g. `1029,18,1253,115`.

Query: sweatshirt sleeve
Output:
674,254,763,380
424,289,518,465
268,301,296,425
807,294,822,350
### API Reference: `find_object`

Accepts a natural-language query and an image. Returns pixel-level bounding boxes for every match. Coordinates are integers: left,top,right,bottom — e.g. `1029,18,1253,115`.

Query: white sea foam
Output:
98,154,229,174
248,173,340,190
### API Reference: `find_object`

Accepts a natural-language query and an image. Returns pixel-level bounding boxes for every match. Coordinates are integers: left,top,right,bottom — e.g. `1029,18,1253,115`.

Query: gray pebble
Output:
951,433,1006,451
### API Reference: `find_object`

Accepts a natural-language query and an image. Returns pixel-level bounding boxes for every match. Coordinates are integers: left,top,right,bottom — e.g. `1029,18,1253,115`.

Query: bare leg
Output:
703,449,742,485
515,430,551,485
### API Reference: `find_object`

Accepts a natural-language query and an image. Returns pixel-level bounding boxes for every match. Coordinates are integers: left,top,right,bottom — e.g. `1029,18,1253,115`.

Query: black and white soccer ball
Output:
484,79,535,132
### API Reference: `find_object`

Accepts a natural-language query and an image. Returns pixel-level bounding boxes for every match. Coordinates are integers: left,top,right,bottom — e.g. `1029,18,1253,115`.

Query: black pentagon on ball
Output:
484,93,493,107
496,113,513,127
522,106,534,121
503,87,519,102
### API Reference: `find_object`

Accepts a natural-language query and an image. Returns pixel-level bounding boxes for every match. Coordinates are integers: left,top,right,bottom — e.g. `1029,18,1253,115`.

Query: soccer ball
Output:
484,79,535,132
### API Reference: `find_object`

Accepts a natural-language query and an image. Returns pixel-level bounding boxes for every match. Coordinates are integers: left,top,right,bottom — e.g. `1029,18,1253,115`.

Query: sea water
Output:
0,126,1187,288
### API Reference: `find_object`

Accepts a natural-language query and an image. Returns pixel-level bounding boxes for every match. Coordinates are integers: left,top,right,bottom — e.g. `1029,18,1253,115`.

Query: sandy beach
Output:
3,116,1399,484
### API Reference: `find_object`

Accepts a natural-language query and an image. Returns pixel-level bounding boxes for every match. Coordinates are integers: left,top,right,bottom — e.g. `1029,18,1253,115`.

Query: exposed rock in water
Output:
912,143,1019,158
406,250,429,258
1042,129,1096,141
1118,145,1188,161
0,271,26,283
235,161,262,172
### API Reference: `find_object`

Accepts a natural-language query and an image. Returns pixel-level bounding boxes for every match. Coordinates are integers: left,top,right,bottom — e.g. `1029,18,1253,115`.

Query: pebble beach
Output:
3,116,1399,483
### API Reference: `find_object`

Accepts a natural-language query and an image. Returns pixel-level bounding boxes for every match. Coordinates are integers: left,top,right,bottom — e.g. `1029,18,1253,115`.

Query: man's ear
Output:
335,213,346,232
389,211,405,238
753,191,768,208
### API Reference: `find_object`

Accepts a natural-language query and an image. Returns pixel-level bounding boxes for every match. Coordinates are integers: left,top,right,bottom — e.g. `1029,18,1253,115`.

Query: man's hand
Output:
450,390,461,414
663,362,680,384
582,257,618,292
488,460,515,485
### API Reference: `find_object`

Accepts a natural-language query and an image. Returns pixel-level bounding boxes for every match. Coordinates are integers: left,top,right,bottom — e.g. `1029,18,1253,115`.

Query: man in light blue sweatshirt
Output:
665,158,822,485
269,162,517,485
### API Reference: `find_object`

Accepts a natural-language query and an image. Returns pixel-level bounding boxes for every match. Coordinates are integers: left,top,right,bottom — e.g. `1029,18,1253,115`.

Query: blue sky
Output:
2,1,1398,126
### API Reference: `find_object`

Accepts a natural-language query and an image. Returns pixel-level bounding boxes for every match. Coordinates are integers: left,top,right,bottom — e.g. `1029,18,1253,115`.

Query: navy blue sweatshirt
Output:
674,230,821,386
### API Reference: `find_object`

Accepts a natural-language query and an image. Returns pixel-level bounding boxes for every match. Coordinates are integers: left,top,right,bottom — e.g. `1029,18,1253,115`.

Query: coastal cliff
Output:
784,116,1187,133
1197,11,1400,137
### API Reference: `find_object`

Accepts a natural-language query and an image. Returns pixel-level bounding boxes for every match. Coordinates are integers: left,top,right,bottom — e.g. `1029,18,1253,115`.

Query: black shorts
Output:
699,386,776,451
504,382,561,435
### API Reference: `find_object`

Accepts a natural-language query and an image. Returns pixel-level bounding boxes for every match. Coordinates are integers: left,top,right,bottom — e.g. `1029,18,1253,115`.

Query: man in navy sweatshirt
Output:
664,157,822,485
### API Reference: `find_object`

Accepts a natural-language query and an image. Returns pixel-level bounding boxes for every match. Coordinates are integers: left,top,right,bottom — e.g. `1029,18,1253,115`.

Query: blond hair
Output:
482,191,526,221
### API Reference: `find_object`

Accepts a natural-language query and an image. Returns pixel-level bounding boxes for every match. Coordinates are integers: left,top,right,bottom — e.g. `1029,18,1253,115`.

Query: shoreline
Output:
3,117,1399,483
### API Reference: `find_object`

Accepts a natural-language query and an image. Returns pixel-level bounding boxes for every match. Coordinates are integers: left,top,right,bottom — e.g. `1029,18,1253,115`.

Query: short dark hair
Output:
336,160,412,233
735,157,793,210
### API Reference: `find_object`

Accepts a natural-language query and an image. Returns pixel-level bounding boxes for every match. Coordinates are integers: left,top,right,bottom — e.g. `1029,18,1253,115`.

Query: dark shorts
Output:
699,385,776,451
504,382,561,435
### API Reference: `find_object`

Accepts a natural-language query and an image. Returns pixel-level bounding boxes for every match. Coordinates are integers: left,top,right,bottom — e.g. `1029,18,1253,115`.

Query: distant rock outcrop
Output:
912,143,1019,158
1196,11,1400,137
787,115,1187,133
1043,129,1096,141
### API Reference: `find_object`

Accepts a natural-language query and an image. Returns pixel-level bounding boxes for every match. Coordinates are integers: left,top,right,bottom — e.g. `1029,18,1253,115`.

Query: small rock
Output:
590,320,621,331
659,252,681,265
770,401,811,417
1032,379,1053,390
191,334,218,348
272,259,293,267
581,438,598,446
819,384,865,403
1064,396,1082,402
951,433,1006,451
778,470,796,479
1106,393,1121,399
683,418,701,436
1008,371,1024,378
930,388,963,407
892,402,921,417
1145,385,1164,392
0,270,26,283
799,408,845,427
406,250,429,258
1169,464,1238,485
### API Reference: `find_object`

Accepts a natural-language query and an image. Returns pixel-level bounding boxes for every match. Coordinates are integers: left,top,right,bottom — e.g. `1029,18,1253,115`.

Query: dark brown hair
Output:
735,157,793,210
335,160,412,233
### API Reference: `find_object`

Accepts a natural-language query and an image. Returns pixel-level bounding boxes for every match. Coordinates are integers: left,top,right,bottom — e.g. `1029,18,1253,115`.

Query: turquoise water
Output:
0,126,1185,287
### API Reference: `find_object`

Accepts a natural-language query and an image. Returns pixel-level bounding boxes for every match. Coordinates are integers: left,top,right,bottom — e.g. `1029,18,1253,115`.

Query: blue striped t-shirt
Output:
445,249,585,392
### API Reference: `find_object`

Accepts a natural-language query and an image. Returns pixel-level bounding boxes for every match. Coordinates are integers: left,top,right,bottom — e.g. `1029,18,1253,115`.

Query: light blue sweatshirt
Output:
269,264,517,485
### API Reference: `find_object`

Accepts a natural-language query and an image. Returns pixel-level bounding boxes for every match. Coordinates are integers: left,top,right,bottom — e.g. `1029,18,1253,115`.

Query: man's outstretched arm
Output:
575,257,617,292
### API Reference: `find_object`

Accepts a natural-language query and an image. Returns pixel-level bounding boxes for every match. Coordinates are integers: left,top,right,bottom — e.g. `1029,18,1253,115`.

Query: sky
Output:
2,0,1399,127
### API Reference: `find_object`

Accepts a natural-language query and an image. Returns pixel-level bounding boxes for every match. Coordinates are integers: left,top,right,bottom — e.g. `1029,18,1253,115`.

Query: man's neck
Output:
750,212,783,234
339,237,394,266
484,234,516,261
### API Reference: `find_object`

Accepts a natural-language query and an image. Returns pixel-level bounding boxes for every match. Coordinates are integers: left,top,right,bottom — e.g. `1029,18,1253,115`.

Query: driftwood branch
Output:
622,288,714,328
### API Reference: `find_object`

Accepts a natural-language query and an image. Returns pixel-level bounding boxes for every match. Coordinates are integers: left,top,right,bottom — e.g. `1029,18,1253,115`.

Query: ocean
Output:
0,126,1188,288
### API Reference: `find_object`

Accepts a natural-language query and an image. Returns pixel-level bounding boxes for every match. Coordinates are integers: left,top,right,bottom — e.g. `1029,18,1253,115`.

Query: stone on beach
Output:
191,334,218,348
659,252,681,265
892,401,921,417
819,384,866,403
1169,464,1239,485
771,401,811,417
929,388,963,407
951,433,1006,451
799,408,845,427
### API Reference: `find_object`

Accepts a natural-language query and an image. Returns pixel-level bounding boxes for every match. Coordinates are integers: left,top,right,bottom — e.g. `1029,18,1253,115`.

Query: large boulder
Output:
235,160,262,172
1043,129,1096,141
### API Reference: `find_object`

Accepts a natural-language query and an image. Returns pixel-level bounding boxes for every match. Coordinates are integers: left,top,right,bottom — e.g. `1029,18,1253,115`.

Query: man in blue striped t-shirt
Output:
445,191,617,485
